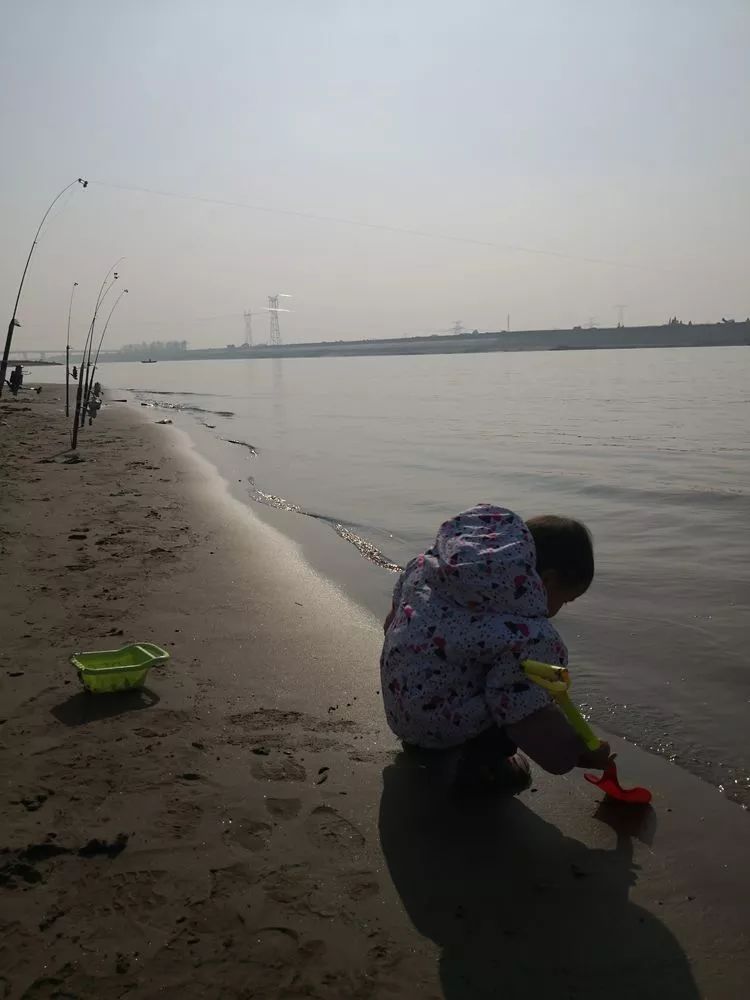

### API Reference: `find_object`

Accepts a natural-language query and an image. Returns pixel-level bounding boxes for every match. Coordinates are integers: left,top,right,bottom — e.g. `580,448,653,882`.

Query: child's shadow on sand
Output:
379,753,699,1000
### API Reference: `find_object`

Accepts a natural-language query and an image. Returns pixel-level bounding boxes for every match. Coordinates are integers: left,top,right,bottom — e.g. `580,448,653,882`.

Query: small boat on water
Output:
141,359,157,364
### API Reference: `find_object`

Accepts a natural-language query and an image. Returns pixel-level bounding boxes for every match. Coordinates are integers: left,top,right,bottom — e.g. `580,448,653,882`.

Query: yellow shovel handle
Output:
522,659,569,694
522,659,601,751
556,692,601,751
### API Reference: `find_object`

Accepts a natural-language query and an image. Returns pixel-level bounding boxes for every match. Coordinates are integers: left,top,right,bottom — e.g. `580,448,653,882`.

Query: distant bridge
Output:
10,348,122,361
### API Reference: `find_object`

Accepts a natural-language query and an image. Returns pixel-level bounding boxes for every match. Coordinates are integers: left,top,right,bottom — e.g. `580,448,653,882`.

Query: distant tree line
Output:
117,340,188,359
667,316,749,327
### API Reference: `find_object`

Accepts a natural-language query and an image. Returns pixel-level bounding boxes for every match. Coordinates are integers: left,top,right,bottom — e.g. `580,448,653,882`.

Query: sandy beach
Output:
1,388,748,999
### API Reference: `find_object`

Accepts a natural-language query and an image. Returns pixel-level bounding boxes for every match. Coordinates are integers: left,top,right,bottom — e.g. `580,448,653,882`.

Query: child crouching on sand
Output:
380,504,611,791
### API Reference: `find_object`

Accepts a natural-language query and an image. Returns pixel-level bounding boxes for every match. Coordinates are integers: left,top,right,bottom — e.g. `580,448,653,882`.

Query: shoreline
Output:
128,382,750,808
1,390,748,998
16,369,750,806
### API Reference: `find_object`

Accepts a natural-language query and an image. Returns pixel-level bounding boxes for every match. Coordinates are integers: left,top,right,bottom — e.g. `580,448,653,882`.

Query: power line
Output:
89,179,671,274
128,311,250,328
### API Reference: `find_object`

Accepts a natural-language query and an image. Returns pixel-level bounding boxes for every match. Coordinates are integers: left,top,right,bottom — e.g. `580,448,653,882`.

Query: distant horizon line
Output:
17,317,750,357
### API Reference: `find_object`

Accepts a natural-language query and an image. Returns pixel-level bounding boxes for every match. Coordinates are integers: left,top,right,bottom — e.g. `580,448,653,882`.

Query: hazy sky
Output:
1,1,748,349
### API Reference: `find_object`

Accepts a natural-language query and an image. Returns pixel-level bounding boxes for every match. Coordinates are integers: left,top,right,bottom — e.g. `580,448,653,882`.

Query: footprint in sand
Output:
253,926,299,950
251,757,306,783
305,805,365,853
229,708,303,730
159,800,203,838
109,870,168,912
87,869,194,931
265,797,302,821
242,926,300,991
229,819,273,851
210,862,261,899
339,869,380,901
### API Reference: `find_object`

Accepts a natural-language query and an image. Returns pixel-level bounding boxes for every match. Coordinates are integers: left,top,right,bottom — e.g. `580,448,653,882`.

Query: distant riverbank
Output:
85,320,750,364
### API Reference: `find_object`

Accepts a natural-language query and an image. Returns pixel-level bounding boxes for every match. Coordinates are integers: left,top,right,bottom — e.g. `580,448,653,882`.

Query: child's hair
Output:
525,515,594,589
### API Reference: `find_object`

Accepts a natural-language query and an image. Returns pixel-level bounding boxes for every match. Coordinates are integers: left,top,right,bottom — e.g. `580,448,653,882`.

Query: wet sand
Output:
0,389,748,999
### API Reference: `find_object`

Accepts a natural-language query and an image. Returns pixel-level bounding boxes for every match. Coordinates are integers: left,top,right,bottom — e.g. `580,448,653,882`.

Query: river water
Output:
32,347,750,804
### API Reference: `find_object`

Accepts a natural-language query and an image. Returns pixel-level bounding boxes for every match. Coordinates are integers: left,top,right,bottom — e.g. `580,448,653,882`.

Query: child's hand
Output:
578,741,613,770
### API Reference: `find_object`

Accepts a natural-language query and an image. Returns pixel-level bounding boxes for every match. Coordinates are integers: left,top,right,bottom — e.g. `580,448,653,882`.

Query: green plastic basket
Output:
71,642,170,693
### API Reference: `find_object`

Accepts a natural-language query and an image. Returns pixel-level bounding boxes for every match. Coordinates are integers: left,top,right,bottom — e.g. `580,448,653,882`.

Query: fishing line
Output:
90,178,672,274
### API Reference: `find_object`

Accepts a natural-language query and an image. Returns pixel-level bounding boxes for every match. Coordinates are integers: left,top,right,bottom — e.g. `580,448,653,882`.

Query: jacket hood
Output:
419,504,548,618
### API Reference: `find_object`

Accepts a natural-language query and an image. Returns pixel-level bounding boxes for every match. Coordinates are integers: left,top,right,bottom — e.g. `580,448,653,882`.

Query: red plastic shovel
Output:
584,761,652,804
520,662,654,806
